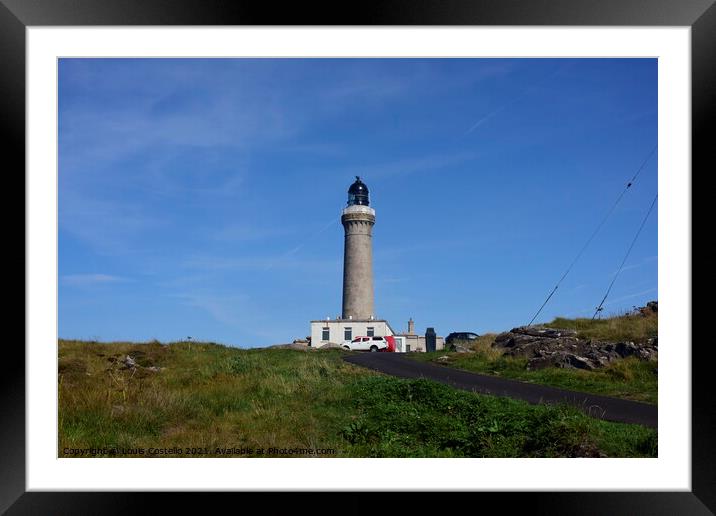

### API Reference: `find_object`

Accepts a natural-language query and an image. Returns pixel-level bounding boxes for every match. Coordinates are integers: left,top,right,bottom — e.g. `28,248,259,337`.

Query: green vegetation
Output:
59,339,656,458
411,351,657,404
410,311,658,404
344,376,656,457
543,309,658,343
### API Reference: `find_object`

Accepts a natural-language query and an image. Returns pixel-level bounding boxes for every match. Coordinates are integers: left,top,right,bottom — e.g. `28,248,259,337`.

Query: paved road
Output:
343,353,657,428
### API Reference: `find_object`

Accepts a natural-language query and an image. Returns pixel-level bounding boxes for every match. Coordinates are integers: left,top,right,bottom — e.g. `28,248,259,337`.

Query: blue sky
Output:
58,58,657,346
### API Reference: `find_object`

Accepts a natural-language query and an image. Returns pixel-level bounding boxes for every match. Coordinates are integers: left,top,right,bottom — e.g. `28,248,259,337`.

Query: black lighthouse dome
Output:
347,176,370,206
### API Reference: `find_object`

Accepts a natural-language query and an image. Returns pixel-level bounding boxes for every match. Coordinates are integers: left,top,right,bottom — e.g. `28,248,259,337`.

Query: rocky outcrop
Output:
492,326,657,371
639,301,658,316
120,353,164,373
268,342,314,350
316,342,344,350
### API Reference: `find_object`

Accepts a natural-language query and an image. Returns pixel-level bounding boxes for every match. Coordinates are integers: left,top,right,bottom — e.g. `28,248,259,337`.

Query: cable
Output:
592,193,658,320
526,145,657,326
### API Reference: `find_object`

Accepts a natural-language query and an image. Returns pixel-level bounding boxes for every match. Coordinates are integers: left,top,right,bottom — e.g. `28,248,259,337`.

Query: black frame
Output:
5,1,710,513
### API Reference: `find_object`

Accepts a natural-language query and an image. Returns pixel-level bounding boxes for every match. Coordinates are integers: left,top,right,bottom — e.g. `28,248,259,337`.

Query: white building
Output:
392,318,445,353
310,317,444,353
310,319,396,348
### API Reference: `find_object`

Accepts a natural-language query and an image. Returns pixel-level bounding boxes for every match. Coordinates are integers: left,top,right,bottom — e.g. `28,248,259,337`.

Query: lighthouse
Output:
341,176,375,320
307,177,446,352
309,177,396,348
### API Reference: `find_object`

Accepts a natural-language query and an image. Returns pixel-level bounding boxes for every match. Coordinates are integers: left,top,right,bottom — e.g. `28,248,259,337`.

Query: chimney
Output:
408,318,415,335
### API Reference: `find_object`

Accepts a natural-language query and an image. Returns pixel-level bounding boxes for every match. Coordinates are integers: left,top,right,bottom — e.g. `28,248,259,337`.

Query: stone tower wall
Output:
341,209,375,320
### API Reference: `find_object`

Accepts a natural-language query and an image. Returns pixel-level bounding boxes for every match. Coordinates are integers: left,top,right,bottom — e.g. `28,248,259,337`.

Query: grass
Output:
344,376,656,458
59,339,656,457
410,311,658,404
542,309,658,343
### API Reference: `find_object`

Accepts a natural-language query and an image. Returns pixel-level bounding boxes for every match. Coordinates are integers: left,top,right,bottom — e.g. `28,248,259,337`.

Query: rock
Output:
316,342,343,350
614,342,637,358
267,342,315,351
453,345,474,353
494,326,657,370
122,355,137,369
566,355,595,370
508,326,577,339
526,357,552,370
493,333,515,347
596,356,611,367
527,353,594,371
437,355,450,363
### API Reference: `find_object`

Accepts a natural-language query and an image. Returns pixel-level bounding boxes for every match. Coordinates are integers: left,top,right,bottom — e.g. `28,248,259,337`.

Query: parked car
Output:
445,332,480,350
343,335,396,352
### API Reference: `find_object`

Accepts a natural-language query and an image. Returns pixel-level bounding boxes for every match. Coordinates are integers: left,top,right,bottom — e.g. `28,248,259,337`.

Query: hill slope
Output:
410,308,658,404
59,339,656,458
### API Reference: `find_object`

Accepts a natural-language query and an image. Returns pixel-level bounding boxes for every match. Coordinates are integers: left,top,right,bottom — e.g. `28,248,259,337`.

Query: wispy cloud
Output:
174,292,250,328
562,284,589,295
263,217,340,271
465,104,512,134
172,291,297,343
340,152,478,180
61,274,128,287
324,76,406,104
182,254,341,274
603,287,658,307
609,255,658,276
59,188,167,255
208,223,292,243
578,287,658,314
465,62,572,135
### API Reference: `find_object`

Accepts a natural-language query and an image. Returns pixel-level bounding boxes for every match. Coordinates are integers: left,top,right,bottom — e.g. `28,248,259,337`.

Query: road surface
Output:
343,352,657,428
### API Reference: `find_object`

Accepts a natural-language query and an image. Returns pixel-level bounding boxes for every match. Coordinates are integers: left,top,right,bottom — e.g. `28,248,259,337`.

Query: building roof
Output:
310,319,389,324
347,176,370,206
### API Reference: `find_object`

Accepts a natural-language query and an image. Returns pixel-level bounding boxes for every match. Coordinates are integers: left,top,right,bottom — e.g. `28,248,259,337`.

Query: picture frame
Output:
6,0,709,512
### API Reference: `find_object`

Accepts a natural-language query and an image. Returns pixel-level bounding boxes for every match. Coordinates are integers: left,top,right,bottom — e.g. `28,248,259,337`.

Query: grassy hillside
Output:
411,311,658,404
543,309,658,343
59,339,657,458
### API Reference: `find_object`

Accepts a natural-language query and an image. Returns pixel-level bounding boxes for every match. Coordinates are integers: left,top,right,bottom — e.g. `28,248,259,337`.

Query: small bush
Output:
341,420,372,444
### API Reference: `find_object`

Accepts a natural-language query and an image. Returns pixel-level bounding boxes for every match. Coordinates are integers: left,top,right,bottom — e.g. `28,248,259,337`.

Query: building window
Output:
322,327,330,341
366,327,374,337
344,327,352,341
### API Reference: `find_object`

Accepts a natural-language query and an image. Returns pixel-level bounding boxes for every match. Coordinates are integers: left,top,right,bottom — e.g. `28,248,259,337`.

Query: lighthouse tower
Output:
308,176,444,351
309,177,398,349
341,176,375,320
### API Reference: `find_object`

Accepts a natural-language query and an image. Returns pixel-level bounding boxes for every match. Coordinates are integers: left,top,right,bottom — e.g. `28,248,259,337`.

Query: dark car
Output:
445,332,480,350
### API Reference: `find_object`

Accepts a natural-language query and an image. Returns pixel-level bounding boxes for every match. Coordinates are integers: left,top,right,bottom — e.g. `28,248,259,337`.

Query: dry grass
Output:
543,310,657,343
58,340,366,457
466,333,501,357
